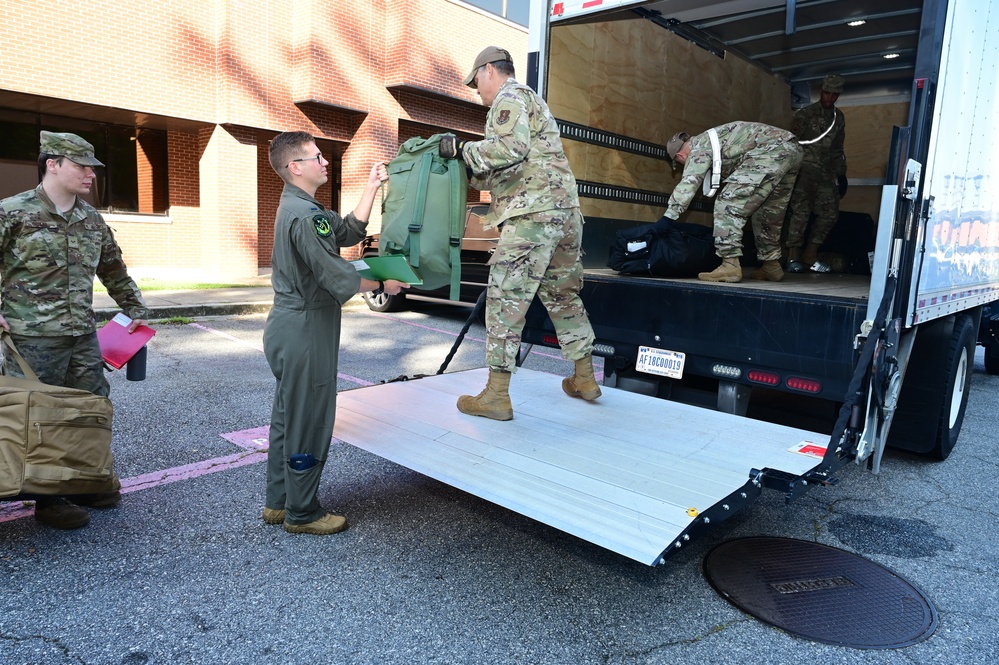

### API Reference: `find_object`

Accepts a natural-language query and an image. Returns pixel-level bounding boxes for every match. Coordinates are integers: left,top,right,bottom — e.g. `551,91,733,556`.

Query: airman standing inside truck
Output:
664,121,803,283
785,74,848,273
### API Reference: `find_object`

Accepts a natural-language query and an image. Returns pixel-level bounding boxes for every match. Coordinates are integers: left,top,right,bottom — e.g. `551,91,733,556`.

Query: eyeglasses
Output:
288,154,323,166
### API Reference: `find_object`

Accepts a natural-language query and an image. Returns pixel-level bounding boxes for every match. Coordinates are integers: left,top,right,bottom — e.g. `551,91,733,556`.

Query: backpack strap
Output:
407,151,435,270
1,330,40,381
447,159,464,301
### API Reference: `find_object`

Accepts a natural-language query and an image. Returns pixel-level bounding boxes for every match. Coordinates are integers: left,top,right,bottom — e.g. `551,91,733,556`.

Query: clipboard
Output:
97,313,156,369
351,255,423,285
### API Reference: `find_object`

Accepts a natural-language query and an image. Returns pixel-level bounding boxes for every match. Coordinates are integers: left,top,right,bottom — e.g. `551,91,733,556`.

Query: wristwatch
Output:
370,280,385,296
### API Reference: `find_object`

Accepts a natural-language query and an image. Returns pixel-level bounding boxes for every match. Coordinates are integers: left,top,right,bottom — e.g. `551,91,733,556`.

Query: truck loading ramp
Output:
333,368,825,566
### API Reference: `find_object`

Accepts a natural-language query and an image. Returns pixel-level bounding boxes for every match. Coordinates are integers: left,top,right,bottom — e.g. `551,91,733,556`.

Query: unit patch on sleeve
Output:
497,109,511,125
313,215,332,237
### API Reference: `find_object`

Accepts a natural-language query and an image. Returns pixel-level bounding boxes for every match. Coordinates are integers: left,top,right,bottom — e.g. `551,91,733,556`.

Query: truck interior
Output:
545,0,923,284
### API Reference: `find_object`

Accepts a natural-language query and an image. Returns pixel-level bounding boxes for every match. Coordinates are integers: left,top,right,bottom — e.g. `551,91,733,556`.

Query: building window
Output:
459,0,529,27
0,109,169,215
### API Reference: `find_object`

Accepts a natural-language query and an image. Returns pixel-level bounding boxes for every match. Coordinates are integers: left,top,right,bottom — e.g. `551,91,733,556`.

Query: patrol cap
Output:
821,74,845,94
666,131,691,168
39,131,105,167
464,46,513,88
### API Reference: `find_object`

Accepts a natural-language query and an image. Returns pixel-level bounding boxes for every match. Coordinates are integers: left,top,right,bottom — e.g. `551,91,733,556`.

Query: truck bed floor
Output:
584,268,871,301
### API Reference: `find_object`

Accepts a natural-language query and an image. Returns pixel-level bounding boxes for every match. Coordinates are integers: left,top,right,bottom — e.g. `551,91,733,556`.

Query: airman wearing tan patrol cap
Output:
39,131,105,167
439,44,600,420
0,129,148,530
463,46,514,88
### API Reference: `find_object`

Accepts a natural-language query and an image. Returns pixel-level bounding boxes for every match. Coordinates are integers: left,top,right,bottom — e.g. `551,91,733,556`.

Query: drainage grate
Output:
703,536,937,649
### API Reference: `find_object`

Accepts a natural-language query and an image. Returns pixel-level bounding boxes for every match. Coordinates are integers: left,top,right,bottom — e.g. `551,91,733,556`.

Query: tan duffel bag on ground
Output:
0,331,119,499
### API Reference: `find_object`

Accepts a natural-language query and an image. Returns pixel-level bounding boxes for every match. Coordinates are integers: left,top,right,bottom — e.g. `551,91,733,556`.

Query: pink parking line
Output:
120,450,268,493
0,426,318,524
0,448,269,524
1,439,270,524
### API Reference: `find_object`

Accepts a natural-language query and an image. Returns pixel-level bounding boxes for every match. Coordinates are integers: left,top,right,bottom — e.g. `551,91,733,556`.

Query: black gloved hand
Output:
439,134,465,160
837,174,848,199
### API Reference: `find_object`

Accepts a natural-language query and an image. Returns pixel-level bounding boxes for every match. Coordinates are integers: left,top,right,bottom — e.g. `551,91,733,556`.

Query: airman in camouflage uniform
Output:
786,74,848,273
439,46,600,420
664,121,803,283
0,131,149,529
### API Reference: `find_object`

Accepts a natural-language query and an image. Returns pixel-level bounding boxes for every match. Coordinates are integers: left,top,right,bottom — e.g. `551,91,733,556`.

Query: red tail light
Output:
786,377,822,393
747,370,780,385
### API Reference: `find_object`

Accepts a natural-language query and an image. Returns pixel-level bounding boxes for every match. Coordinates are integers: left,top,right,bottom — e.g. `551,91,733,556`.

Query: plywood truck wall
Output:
839,101,911,226
548,16,791,224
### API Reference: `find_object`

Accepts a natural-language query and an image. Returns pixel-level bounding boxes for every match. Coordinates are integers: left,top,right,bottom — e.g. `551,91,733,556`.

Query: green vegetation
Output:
158,316,194,325
93,278,265,293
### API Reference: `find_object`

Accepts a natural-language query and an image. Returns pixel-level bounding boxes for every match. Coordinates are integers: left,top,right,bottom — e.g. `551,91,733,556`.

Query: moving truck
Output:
521,0,999,468
332,0,998,565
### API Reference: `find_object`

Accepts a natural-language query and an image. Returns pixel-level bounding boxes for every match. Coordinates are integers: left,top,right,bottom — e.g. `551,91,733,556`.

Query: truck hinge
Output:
750,467,837,504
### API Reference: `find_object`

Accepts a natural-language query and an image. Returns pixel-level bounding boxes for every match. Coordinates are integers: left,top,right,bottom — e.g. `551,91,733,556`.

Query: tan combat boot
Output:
698,257,743,283
283,512,348,535
749,260,785,282
562,356,602,401
457,370,514,420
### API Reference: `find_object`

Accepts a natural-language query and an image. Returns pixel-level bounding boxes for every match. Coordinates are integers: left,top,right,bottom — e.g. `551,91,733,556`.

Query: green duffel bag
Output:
0,332,119,499
380,134,468,300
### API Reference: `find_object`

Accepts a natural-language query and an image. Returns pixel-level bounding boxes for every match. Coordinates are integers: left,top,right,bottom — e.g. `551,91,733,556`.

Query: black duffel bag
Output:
607,217,721,277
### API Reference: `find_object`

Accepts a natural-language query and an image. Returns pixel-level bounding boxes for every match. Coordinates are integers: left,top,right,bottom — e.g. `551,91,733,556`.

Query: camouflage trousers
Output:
786,168,840,248
3,333,110,397
714,142,803,261
485,209,595,372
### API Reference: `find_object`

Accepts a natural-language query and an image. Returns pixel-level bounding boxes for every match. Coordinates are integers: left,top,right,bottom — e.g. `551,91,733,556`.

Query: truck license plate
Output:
636,346,685,379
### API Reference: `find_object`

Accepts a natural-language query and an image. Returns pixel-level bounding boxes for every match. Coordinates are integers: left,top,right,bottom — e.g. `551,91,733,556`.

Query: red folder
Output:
97,313,156,369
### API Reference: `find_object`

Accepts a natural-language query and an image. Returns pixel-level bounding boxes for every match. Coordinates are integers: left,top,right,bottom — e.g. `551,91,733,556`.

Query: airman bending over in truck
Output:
437,46,600,421
785,74,848,273
664,121,804,283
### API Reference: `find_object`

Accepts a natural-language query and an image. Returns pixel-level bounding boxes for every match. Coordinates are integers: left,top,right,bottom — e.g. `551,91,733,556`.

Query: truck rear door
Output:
905,0,999,326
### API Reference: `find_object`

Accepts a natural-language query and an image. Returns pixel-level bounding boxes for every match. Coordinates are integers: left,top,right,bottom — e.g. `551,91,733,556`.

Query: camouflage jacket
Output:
463,78,580,229
790,102,846,178
0,184,149,336
665,121,798,220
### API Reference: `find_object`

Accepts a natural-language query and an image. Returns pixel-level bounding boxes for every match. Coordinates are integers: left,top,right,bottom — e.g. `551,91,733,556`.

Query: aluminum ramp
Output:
333,368,825,566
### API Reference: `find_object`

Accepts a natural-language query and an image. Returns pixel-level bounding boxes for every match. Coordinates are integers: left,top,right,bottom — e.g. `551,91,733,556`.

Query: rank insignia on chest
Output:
497,110,510,125
313,215,332,237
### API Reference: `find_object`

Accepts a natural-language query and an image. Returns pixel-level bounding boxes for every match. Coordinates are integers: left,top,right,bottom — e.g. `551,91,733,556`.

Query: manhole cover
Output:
703,536,937,649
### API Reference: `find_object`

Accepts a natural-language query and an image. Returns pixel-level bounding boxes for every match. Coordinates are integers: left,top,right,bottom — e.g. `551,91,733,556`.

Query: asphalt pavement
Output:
2,290,999,665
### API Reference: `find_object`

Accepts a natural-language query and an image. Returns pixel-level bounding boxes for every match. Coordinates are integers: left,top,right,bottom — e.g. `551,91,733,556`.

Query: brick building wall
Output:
0,0,528,279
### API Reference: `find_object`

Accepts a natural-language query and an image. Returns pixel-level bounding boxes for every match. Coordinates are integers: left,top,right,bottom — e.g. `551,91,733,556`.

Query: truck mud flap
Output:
333,368,827,566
